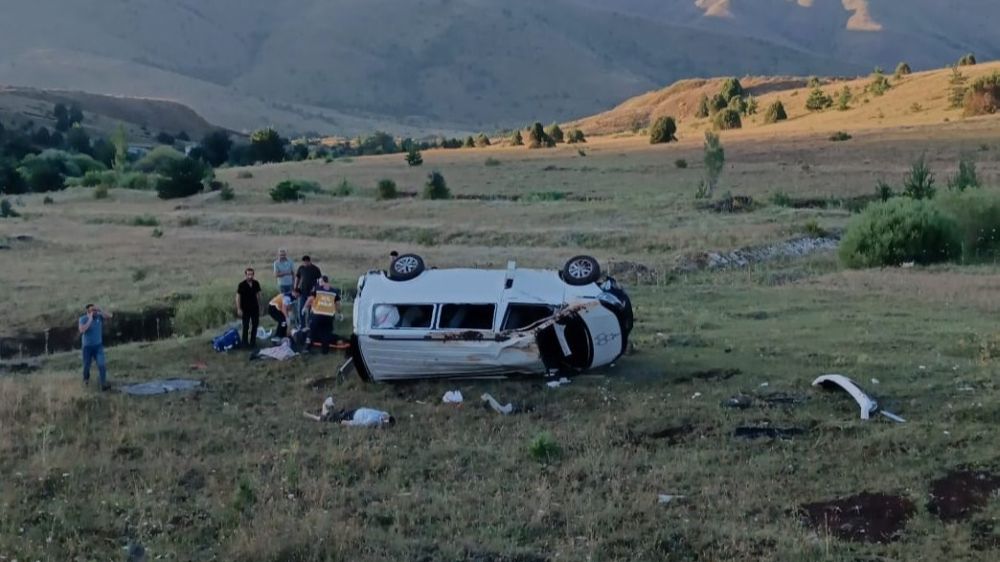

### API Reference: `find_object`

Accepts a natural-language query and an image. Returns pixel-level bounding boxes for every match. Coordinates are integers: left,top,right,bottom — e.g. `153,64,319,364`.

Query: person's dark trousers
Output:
82,344,107,387
311,315,334,354
268,305,288,338
241,308,260,347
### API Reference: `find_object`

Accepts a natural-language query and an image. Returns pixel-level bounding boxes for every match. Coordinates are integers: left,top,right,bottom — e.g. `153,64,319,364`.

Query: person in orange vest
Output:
266,292,294,338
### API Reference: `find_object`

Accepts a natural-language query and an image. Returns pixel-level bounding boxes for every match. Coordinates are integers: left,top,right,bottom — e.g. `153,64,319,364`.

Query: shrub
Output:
423,171,450,200
174,284,235,336
81,170,116,187
727,96,747,114
807,76,822,88
709,93,728,113
837,86,852,111
131,214,159,227
566,129,586,143
958,53,977,66
527,123,554,149
528,432,560,464
22,159,65,192
545,124,564,144
894,62,912,79
701,132,725,197
712,108,742,130
270,181,303,202
463,136,475,148
963,71,1000,116
332,179,354,196
220,184,235,201
200,130,233,167
868,71,891,97
289,143,309,162
744,95,758,116
763,100,787,124
876,180,895,201
719,77,744,103
510,130,524,146
136,146,186,174
156,132,174,145
770,191,793,207
484,157,501,167
829,131,852,142
674,158,688,169
376,179,398,200
805,88,833,111
0,160,28,195
249,127,285,163
236,170,253,179
839,198,960,267
474,133,491,148
42,196,54,205
937,190,1000,261
405,146,423,166
156,157,207,199
801,219,827,238
0,199,18,218
902,156,935,200
948,155,979,191
94,185,109,199
695,95,710,118
119,172,152,190
648,116,678,144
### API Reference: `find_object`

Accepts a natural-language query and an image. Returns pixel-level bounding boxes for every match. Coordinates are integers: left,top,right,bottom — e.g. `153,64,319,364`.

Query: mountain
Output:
0,0,996,135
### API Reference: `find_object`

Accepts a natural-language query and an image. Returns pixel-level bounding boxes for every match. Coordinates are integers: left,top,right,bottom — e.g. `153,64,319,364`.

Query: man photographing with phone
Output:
79,303,113,390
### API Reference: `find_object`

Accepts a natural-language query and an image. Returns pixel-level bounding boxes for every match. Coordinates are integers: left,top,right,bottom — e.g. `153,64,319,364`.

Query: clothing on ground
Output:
256,339,297,361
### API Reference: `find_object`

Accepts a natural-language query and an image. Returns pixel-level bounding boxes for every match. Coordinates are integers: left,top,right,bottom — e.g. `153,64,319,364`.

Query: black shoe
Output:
100,384,112,392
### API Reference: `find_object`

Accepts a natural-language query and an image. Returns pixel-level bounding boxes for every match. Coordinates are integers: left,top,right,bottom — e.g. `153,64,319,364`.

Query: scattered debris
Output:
658,494,684,504
119,379,202,396
674,368,741,384
733,426,806,440
481,393,514,415
811,374,905,422
928,470,1000,522
800,492,915,543
722,392,806,410
250,339,297,361
722,395,754,409
546,377,571,388
690,392,702,399
442,390,464,404
701,194,755,214
676,235,840,273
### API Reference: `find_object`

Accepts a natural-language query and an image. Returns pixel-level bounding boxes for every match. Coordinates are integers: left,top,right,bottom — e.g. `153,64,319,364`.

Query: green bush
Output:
712,108,742,130
709,93,728,113
719,77,744,103
566,129,586,144
463,136,475,148
484,157,501,167
42,196,54,205
963,71,1000,116
220,184,235,201
528,432,560,464
151,228,164,238
770,191,793,207
763,100,787,124
94,185,109,199
131,214,159,227
948,155,979,191
876,180,895,201
136,146,186,174
902,156,935,200
423,171,451,200
937,190,1000,261
270,180,304,202
81,170,116,187
21,158,65,192
829,131,852,142
405,147,423,166
510,130,524,146
0,160,28,195
174,284,235,336
805,88,834,111
894,62,912,79
376,179,398,200
119,172,152,190
837,86,853,111
695,95,710,118
0,199,19,218
839,198,960,268
527,123,554,149
958,53,977,66
674,159,688,169
649,116,678,144
156,157,207,199
868,71,891,96
546,124,564,144
475,133,492,147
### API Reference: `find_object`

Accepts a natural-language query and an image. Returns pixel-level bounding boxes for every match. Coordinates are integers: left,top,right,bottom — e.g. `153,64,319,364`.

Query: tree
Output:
376,179,398,201
0,159,28,195
475,133,491,147
763,100,788,124
805,87,834,111
24,159,65,193
648,116,678,144
868,70,891,96
719,77,744,103
695,95,710,118
405,146,423,166
894,62,912,79
290,143,309,161
963,71,1000,116
837,85,853,111
53,103,70,132
958,53,977,66
727,96,747,114
949,66,969,109
200,130,233,167
948,155,979,191
511,130,524,146
566,129,586,143
156,157,207,199
744,95,758,116
155,132,175,145
31,127,52,147
68,103,84,127
701,132,725,198
423,171,451,200
713,108,742,130
136,146,185,174
709,94,728,113
177,131,191,142
463,136,475,148
902,155,935,200
110,125,128,171
527,122,554,148
546,123,564,144
250,127,285,163
65,125,91,155
807,76,822,88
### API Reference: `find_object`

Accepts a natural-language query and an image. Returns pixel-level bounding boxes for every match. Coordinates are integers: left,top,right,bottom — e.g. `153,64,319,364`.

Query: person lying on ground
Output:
267,292,294,338
79,303,113,390
303,398,394,427
236,267,262,348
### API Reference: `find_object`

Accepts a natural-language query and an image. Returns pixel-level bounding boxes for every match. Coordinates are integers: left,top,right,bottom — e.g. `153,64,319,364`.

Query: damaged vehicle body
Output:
350,255,633,382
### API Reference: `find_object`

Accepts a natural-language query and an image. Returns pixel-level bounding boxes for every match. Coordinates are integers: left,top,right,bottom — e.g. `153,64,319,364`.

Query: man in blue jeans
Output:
79,303,113,390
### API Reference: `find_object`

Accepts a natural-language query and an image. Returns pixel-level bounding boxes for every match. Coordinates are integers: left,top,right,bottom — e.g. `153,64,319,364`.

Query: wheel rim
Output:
567,259,594,280
394,256,420,275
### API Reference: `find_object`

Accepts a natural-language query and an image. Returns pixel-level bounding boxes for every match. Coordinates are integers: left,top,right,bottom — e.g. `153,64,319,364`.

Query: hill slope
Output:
568,61,1000,137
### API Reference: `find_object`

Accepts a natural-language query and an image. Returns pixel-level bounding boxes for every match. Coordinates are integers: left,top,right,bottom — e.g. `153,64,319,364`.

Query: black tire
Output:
388,253,425,281
562,255,601,286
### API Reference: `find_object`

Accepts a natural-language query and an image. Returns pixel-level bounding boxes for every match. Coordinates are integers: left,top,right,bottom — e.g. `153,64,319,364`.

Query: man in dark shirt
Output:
235,267,262,348
295,255,322,327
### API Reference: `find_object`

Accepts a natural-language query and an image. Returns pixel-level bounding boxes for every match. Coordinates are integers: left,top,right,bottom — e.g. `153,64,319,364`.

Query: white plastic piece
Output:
554,324,572,357
812,374,878,420
321,396,335,417
546,377,571,389
481,393,513,415
442,390,464,404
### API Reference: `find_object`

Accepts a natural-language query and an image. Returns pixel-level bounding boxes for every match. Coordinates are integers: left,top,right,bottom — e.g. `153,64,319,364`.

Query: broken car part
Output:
811,374,905,422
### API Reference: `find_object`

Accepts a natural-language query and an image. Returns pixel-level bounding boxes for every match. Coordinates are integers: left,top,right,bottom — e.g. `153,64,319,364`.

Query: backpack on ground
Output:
212,327,241,352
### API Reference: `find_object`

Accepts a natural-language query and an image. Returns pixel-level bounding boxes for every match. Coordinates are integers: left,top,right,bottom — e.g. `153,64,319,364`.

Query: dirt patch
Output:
645,424,696,445
701,195,756,214
733,426,806,440
800,492,915,543
674,368,741,384
927,469,1000,522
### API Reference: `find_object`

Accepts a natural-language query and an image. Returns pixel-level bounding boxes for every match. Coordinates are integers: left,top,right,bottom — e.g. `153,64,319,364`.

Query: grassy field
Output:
4,121,1000,560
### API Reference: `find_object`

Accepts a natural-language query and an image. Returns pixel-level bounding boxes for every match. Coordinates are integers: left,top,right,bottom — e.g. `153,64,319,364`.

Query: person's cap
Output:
302,255,311,261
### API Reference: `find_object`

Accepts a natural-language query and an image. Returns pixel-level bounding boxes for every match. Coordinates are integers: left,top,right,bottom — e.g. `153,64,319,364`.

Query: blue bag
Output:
212,327,241,352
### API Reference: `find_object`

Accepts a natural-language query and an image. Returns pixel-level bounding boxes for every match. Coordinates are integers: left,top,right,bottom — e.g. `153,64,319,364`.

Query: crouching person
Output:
267,292,294,338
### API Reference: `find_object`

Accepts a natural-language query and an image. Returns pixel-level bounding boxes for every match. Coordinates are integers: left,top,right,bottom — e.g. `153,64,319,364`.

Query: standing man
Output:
274,248,297,328
236,267,262,348
305,275,343,354
295,255,322,329
79,304,113,390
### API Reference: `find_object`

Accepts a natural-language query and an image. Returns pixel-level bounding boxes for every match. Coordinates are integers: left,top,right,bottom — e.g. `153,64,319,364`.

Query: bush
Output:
727,96,747,114
249,127,286,163
484,157,501,167
332,179,354,196
695,95,710,118
156,157,207,199
948,155,979,191
131,214,159,227
837,86,853,111
236,170,253,179
712,108,742,130
463,136,475,148
674,159,688,169
376,179,398,200
937,190,1000,261
807,76,822,88
270,180,304,202
763,100,787,124
0,199,18,218
422,171,451,200
744,95,758,116
136,146,186,174
405,147,423,166
220,184,235,201
173,284,234,336
805,88,833,111
894,62,912,78
902,156,935,200
94,185,109,199
527,123,554,148
566,129,586,143
22,159,65,192
839,198,960,268
545,124,563,144
958,53,977,66
0,160,28,195
156,132,174,145
119,172,152,190
81,170,116,187
876,180,895,201
648,116,678,144
510,130,524,146
963,71,1000,116
868,70,891,96
701,132,725,197
200,130,233,167
829,131,852,142
709,93,728,113
719,77,744,103
42,196,54,205
770,191,793,207
528,432,560,464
